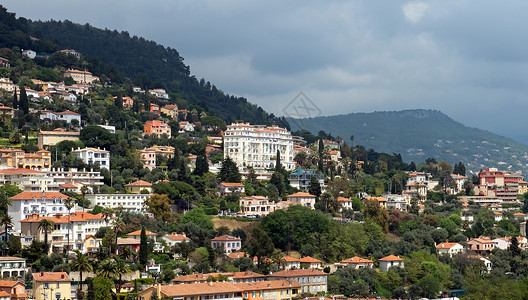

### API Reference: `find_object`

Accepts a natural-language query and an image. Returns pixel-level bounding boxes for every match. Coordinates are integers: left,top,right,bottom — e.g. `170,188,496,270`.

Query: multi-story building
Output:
0,169,56,192
223,123,294,176
160,233,190,248
0,257,28,278
286,192,316,210
378,255,404,271
0,149,51,171
86,193,153,213
0,78,16,92
161,104,179,119
288,169,324,192
148,89,170,100
0,106,14,119
8,191,73,232
46,168,104,192
336,197,353,212
239,196,276,217
218,182,246,195
436,242,465,257
475,168,523,202
140,148,157,170
267,269,327,295
211,235,242,254
32,272,72,300
71,147,110,170
0,279,27,300
467,237,496,255
19,212,106,252
63,69,98,84
139,282,243,300
235,280,301,300
37,129,80,149
144,120,171,138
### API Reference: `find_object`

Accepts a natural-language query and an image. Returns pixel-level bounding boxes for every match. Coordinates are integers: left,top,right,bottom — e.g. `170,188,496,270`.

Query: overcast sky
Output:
5,1,528,143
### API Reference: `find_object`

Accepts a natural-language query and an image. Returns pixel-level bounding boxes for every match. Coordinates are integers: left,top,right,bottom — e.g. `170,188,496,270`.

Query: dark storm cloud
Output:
4,0,528,143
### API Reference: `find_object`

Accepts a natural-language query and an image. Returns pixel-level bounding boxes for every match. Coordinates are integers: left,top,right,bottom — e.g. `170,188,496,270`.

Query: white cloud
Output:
403,1,429,23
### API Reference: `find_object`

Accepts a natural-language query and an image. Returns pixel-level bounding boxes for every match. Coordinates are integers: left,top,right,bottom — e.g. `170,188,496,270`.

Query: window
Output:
43,283,49,289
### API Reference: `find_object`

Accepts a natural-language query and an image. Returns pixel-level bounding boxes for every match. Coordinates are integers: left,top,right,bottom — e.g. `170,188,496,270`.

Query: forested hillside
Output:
289,109,528,175
18,15,288,127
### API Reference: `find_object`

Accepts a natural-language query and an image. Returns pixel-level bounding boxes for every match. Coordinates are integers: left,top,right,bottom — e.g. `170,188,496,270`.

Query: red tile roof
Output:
11,192,69,200
269,269,327,277
159,282,243,296
165,234,190,241
287,192,316,198
211,235,241,241
235,279,300,290
340,256,373,264
32,272,71,281
299,256,321,263
282,256,300,262
0,168,44,174
125,180,152,187
436,242,460,249
378,255,403,262
127,229,157,236
228,252,248,259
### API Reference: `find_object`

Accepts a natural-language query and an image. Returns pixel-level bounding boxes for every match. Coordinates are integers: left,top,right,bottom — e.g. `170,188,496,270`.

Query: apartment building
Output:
37,129,80,149
224,123,294,176
46,168,104,191
0,169,56,192
8,191,73,232
0,257,28,278
0,149,51,171
239,196,276,217
144,120,171,137
63,69,98,84
32,272,72,300
71,147,110,170
267,269,327,295
475,168,523,202
19,212,106,252
85,193,153,213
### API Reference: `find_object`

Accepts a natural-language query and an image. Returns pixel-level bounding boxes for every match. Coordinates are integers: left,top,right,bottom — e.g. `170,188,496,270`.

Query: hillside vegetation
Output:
289,109,528,174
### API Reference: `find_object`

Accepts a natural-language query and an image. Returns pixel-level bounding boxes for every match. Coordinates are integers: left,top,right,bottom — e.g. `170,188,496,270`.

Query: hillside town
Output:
1,25,528,300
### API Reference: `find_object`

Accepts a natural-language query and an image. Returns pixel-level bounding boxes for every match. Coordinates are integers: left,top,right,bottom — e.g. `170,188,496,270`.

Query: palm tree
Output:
70,250,93,296
0,191,12,211
38,219,55,254
64,198,75,255
96,259,117,278
101,208,114,227
112,219,126,255
0,214,12,253
114,258,131,294
80,186,89,212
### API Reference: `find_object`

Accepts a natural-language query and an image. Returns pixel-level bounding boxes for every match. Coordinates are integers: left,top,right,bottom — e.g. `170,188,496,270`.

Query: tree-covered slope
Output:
24,18,288,128
289,109,528,174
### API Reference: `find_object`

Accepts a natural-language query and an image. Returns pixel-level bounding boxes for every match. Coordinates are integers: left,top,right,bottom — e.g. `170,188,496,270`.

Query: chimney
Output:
40,272,44,276
61,274,64,279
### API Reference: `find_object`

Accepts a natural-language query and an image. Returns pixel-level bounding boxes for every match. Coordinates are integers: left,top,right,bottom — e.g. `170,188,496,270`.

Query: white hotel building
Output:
223,123,294,176
85,193,153,213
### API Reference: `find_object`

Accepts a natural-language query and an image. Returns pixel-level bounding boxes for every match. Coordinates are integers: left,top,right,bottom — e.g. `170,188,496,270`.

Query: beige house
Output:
63,69,98,84
0,149,51,171
32,272,72,300
125,180,152,194
239,196,276,217
161,104,179,119
338,256,374,269
286,192,316,210
211,235,242,254
267,269,327,295
37,129,80,149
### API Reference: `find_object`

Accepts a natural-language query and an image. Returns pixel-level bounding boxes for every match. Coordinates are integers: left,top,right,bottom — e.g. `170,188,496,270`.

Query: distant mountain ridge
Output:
288,109,528,175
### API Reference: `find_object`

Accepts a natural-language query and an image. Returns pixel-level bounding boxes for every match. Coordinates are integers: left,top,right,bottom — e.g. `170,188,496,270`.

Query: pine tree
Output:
308,176,322,197
218,157,241,182
19,87,28,115
193,154,209,176
139,227,148,266
115,94,123,110
12,87,18,109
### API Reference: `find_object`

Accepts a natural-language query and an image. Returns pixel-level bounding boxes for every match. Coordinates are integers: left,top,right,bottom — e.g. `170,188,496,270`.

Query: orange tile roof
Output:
231,271,266,279
165,234,190,241
127,229,157,236
365,196,387,202
378,255,403,262
299,256,321,263
220,182,245,187
171,273,229,282
336,196,352,202
0,257,25,261
32,272,71,281
436,242,459,249
340,256,373,264
287,192,316,198
11,191,69,200
0,168,44,174
116,238,141,245
211,235,241,241
159,282,243,296
235,279,301,290
125,180,152,187
59,183,77,188
20,212,103,223
55,110,80,116
269,269,327,277
0,280,21,287
228,252,248,259
282,256,300,262
0,291,9,297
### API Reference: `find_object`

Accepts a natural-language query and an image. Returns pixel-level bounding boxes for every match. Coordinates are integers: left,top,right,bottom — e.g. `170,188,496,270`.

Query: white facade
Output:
0,169,56,192
224,123,294,175
8,192,74,232
55,111,81,124
148,89,170,100
86,193,153,213
436,243,465,257
98,125,116,133
72,147,110,170
0,257,28,278
239,196,276,217
46,168,104,191
22,50,36,59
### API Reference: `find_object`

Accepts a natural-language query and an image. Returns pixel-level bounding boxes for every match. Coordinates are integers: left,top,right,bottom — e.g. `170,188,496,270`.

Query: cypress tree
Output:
115,94,123,110
139,227,148,266
12,87,18,109
19,86,29,115
275,150,282,173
